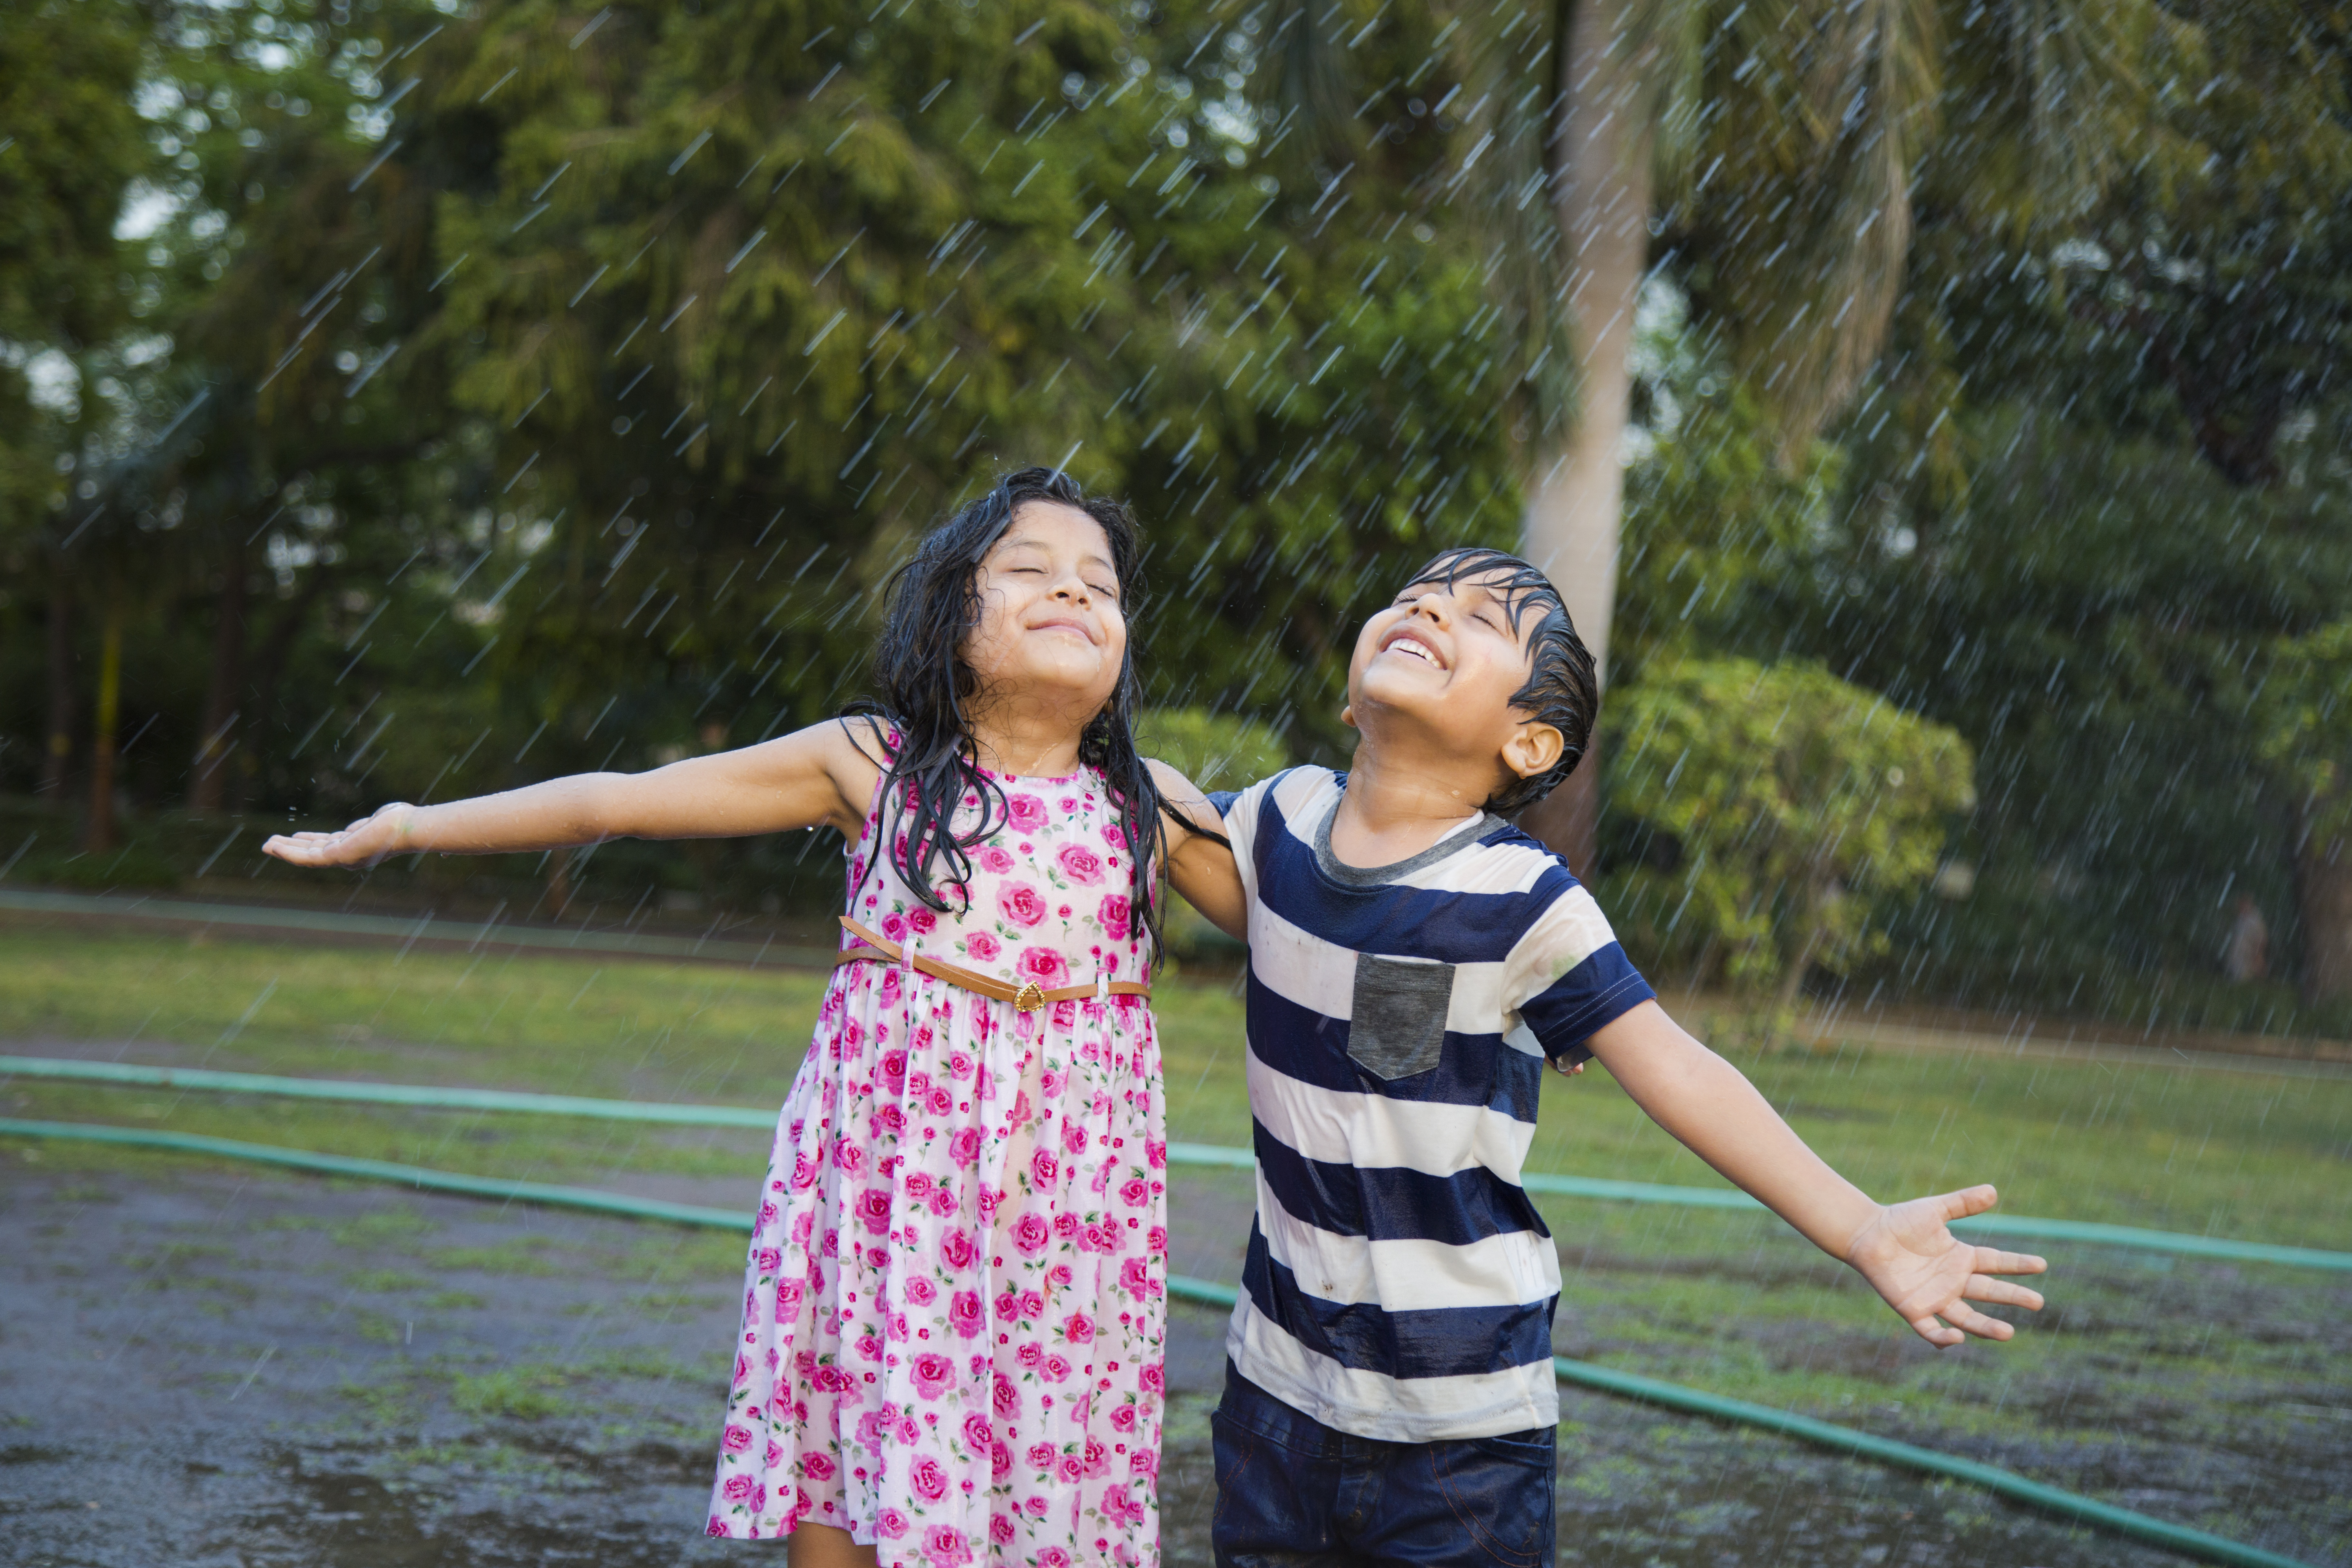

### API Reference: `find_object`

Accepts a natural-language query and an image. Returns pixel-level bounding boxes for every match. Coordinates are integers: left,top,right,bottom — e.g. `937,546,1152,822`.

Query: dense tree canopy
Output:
7,0,2352,1029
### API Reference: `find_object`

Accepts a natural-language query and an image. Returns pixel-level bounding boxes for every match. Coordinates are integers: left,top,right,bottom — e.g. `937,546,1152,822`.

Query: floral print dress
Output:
707,759,1169,1568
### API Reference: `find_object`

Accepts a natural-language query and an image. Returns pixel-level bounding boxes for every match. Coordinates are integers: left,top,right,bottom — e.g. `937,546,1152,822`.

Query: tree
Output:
0,0,1540,876
1602,283,1840,698
0,1,144,347
134,0,453,814
359,0,1526,806
9,0,461,829
2049,0,2352,489
1760,404,2349,1027
0,0,149,812
1757,0,2352,1019
1254,0,2147,871
1605,655,1975,1011
2254,624,2352,1002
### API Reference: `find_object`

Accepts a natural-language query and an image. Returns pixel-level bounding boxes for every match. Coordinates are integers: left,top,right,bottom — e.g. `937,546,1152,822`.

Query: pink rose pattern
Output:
708,757,1166,1566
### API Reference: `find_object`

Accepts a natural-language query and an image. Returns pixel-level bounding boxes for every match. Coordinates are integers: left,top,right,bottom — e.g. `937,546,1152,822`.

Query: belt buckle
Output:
1012,980,1047,1012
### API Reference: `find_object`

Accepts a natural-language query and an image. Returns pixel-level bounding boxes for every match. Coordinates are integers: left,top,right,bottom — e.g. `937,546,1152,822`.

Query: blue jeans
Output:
1209,1363,1557,1568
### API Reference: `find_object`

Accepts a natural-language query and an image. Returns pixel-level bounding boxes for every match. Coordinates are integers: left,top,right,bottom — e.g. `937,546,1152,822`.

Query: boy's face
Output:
1344,569,1563,795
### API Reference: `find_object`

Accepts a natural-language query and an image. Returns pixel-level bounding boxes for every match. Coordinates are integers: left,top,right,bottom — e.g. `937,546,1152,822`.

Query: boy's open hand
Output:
263,803,417,868
1845,1183,2047,1347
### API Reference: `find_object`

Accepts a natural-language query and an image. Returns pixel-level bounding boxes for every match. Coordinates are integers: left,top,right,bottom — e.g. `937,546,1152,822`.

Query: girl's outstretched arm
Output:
262,718,889,869
1583,1000,2049,1348
1147,760,1245,940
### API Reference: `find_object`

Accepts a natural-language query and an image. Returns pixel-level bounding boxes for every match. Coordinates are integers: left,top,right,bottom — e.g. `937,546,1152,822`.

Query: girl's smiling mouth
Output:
1029,615,1099,644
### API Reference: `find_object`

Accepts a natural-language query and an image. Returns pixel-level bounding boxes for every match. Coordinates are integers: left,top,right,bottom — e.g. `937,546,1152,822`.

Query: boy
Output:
1194,546,2047,1568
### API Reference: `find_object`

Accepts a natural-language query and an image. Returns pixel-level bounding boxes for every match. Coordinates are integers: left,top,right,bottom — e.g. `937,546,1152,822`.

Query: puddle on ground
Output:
236,1448,732,1568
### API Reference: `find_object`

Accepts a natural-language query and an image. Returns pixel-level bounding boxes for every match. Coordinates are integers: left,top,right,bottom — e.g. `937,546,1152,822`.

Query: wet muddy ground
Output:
8,1154,2345,1568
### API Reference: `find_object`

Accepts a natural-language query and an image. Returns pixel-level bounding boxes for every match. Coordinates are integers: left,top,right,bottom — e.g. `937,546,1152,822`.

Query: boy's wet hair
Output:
1400,545,1599,815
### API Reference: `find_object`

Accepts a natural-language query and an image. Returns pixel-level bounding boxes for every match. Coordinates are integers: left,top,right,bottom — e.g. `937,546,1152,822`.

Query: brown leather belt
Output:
832,915,1150,1011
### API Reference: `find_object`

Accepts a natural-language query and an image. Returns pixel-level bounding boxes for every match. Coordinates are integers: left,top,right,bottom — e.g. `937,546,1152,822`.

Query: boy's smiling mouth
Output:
1379,626,1447,668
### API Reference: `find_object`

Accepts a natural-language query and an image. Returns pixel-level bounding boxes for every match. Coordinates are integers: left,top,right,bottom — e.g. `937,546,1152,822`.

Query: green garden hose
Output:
9,1054,2347,1273
0,1113,2316,1568
0,1114,754,1228
1527,1355,2313,1568
0,1054,780,1127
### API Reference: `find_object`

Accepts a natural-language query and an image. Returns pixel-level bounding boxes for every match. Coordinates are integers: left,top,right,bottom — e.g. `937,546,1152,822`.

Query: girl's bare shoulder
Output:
820,715,892,803
831,714,894,766
1143,757,1208,804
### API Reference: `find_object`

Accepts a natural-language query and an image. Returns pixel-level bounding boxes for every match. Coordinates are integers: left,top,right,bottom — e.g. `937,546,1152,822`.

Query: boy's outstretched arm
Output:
262,717,887,869
1582,1001,2048,1348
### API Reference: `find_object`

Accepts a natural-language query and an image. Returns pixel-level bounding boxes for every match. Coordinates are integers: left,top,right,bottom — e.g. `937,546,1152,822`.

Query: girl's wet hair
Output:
848,466,1178,961
1401,545,1599,814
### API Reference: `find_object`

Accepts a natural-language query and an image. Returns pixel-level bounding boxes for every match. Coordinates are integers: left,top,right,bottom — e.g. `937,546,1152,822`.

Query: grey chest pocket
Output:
1347,955,1456,1081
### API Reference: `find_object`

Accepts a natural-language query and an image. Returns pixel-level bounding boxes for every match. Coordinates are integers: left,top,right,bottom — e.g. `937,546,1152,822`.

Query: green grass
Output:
451,1364,578,1421
5,924,2347,1249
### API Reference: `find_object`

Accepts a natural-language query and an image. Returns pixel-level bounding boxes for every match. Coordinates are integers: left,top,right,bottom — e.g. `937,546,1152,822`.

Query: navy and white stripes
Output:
1219,767,1656,1441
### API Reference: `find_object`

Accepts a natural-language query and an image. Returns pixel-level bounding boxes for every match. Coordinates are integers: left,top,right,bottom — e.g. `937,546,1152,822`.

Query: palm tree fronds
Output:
1258,0,1361,160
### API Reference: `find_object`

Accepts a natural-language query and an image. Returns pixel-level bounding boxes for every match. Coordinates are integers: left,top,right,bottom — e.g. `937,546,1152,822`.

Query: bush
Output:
1134,707,1285,959
1601,657,1975,1006
1133,708,1290,794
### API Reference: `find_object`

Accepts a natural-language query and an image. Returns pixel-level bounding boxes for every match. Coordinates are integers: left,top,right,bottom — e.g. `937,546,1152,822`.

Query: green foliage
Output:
1851,1,2352,502
1604,657,1974,995
1,0,1524,840
0,0,146,347
1726,0,2352,1019
1136,705,1283,955
0,0,148,544
1610,287,1842,694
1133,706,1286,793
2255,620,2352,849
1765,405,2349,1025
2040,0,2352,488
7,0,2350,1037
391,0,1523,777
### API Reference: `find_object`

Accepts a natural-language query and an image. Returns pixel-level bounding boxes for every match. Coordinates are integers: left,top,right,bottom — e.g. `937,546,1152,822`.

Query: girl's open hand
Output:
1844,1184,2047,1347
263,803,417,868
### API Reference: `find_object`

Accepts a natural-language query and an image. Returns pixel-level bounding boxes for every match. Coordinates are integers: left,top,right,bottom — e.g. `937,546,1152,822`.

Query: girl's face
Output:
962,501,1128,718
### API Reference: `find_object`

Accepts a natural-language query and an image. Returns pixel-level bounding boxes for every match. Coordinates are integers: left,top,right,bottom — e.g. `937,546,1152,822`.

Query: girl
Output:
265,468,1243,1567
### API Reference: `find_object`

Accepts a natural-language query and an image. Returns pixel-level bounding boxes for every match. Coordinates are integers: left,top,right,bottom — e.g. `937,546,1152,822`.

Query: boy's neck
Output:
1327,731,1493,868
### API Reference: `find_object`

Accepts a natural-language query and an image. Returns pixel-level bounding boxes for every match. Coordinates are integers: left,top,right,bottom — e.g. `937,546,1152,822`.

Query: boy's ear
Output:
1501,720,1564,783
1340,703,1357,731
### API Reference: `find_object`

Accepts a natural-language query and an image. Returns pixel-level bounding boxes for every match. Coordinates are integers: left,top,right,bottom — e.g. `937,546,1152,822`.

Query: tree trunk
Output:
228,567,334,814
2295,825,2352,1004
188,539,249,815
86,592,125,854
1519,0,1654,878
1775,893,1829,1016
548,848,574,918
41,570,74,797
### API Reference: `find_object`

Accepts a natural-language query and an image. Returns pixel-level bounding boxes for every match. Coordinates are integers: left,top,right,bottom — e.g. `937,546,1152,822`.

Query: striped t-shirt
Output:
1215,766,1656,1441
